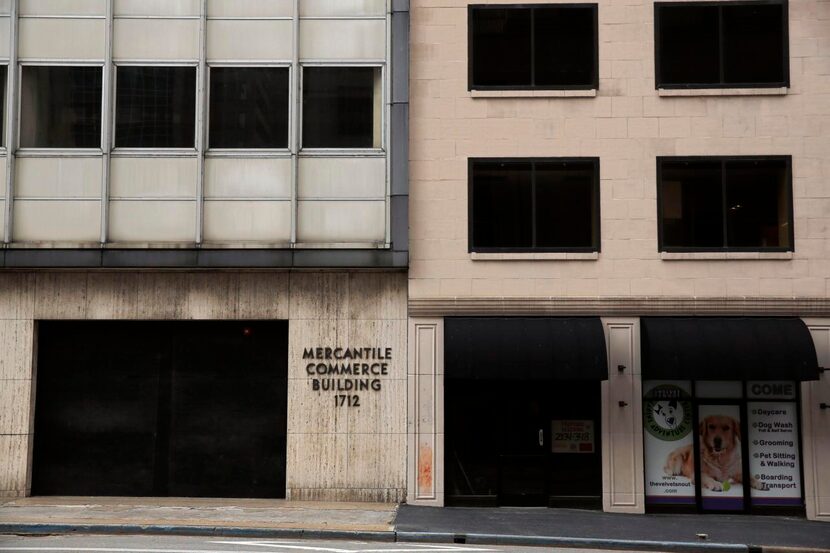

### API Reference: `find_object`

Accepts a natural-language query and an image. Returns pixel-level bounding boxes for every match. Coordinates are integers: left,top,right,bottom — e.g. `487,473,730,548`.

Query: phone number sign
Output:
552,420,595,454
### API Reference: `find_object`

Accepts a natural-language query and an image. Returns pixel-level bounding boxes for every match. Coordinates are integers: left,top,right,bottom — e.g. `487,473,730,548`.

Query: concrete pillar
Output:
802,319,830,522
407,317,444,506
601,317,645,513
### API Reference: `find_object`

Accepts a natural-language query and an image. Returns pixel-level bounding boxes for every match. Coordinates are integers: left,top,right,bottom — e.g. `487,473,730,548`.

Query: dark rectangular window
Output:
209,67,289,149
469,4,598,90
302,66,381,149
469,158,600,252
0,65,6,148
655,1,788,88
658,157,792,251
115,66,197,149
20,66,103,149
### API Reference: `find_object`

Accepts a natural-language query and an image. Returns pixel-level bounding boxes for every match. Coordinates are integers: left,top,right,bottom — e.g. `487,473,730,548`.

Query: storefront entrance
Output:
32,321,288,498
446,379,602,508
443,317,608,509
640,317,821,516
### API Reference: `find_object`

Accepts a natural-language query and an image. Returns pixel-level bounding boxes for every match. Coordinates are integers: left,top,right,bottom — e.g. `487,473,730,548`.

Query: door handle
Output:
538,429,544,447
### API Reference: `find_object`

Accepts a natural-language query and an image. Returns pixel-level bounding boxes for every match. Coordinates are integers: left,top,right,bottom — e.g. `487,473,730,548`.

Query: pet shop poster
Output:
747,401,802,506
643,381,695,505
697,404,745,510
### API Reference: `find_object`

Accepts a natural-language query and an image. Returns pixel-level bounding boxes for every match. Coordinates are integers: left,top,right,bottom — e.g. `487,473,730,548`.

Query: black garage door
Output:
33,321,288,498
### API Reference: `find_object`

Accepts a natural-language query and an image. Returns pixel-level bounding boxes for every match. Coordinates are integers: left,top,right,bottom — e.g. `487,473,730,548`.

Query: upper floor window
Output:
658,157,793,252
469,4,598,90
115,66,197,149
20,65,102,149
209,66,290,150
469,158,600,252
302,66,382,149
655,1,788,89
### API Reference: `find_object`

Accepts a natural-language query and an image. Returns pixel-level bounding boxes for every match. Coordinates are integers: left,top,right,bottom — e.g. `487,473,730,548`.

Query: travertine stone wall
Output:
410,0,830,299
0,271,407,502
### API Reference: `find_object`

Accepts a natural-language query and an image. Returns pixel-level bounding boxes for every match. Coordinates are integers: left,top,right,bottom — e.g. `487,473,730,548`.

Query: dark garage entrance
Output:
444,318,608,508
33,321,288,498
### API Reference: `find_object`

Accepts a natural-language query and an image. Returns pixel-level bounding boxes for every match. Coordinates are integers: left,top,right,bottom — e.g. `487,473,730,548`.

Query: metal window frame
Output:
204,63,293,154
110,62,201,154
297,61,387,155
655,155,795,253
467,3,599,92
467,156,602,254
15,61,107,154
654,0,790,90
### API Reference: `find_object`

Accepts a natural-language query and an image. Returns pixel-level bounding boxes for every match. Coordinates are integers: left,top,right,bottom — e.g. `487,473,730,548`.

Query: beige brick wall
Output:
409,0,830,300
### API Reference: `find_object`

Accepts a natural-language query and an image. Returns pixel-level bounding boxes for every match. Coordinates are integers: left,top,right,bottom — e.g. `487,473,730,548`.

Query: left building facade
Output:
0,0,409,503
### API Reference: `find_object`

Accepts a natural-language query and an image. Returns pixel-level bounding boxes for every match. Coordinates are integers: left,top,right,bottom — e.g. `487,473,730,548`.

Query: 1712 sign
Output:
303,346,392,407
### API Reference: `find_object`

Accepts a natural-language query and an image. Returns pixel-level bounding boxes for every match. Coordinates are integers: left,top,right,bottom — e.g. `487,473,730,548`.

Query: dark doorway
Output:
32,321,288,498
445,379,602,508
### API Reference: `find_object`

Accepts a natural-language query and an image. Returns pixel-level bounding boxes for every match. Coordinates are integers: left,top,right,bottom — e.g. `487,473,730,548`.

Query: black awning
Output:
641,317,820,381
445,318,608,380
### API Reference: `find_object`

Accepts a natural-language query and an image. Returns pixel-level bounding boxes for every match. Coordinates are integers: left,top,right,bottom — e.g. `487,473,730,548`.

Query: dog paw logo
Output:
645,385,693,441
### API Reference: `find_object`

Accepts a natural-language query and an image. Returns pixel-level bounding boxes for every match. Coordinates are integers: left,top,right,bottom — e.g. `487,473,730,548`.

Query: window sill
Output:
657,87,788,97
470,89,597,99
471,251,599,261
661,251,793,261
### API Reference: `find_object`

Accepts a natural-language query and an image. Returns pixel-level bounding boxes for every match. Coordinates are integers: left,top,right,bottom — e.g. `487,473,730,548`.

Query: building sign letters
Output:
304,346,392,407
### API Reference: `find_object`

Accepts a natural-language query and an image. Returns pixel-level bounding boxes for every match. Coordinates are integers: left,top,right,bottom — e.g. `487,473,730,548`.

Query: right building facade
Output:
405,0,830,521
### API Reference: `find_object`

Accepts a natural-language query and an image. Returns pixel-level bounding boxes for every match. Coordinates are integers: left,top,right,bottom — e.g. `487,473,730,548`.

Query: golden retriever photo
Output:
664,415,767,492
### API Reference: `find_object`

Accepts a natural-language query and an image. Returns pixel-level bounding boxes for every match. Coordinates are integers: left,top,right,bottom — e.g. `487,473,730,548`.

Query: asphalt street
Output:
0,534,645,553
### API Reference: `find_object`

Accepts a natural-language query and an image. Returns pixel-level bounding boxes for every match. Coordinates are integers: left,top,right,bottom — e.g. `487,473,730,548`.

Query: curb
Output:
1,523,827,553
396,531,752,553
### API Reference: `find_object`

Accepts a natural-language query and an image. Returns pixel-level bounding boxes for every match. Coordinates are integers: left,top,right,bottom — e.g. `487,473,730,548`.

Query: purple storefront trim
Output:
751,497,803,506
701,497,744,511
646,495,696,505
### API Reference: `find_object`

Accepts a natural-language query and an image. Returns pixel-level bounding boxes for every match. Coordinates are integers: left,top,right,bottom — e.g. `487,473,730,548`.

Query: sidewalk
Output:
1,497,829,552
396,505,830,551
0,496,396,539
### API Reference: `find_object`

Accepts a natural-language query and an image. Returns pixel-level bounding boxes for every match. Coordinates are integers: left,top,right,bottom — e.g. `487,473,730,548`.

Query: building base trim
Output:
409,297,830,317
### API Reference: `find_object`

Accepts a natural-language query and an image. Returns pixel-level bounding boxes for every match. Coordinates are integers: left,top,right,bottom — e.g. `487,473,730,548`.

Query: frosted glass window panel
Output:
208,0,292,19
18,18,106,59
302,66,382,149
209,67,289,149
20,66,103,149
115,66,197,149
114,0,199,17
300,0,385,17
20,0,106,16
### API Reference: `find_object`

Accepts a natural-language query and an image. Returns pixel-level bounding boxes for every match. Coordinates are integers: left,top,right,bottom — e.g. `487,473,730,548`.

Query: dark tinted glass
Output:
116,66,197,148
657,5,720,86
723,4,785,84
209,67,289,149
0,66,6,147
534,7,596,87
725,160,789,248
302,67,378,149
471,162,533,249
20,66,102,148
535,161,596,248
660,161,724,248
471,8,531,87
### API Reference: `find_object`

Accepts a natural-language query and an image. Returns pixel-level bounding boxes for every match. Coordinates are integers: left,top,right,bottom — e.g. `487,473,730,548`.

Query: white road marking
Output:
211,541,498,552
0,544,500,553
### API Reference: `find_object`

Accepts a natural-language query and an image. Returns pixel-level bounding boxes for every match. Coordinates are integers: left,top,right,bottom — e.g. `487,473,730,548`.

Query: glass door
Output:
696,403,746,512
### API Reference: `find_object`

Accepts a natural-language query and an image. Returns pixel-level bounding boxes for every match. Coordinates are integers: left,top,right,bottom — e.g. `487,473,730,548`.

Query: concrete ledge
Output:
408,296,830,317
471,252,599,261
661,252,793,261
657,87,788,97
471,89,597,98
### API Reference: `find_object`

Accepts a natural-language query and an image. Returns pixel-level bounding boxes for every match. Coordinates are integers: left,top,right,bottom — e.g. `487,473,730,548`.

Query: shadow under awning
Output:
641,317,820,381
445,317,608,380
